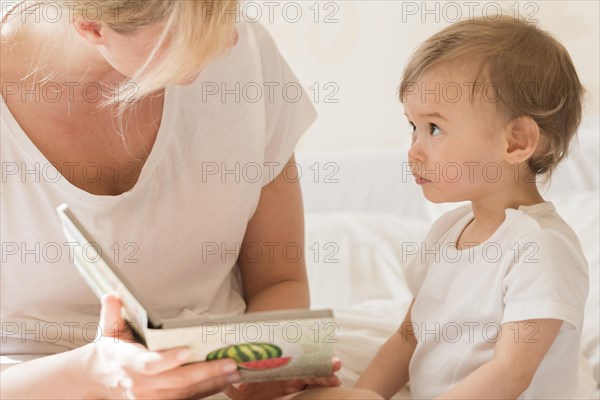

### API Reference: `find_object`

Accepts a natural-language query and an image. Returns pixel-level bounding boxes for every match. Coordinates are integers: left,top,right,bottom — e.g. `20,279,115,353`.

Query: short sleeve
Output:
403,254,427,298
252,23,317,186
501,230,589,331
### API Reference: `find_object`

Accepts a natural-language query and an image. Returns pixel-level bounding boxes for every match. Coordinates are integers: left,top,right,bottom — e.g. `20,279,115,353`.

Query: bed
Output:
297,115,600,399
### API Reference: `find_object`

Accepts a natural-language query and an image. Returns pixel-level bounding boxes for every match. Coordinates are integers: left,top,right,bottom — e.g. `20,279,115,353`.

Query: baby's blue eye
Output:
430,124,442,137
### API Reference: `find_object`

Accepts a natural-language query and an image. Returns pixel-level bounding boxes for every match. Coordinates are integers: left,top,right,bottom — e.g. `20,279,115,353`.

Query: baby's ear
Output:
503,116,540,165
72,17,105,45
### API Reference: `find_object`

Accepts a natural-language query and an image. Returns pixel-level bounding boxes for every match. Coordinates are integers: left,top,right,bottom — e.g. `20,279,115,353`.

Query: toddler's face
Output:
404,62,511,204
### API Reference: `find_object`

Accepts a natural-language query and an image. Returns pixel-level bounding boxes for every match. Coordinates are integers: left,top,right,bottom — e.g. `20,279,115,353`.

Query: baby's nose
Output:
408,139,425,163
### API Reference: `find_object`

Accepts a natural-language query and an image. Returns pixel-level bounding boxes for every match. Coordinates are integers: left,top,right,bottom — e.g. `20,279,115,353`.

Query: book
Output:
55,203,336,382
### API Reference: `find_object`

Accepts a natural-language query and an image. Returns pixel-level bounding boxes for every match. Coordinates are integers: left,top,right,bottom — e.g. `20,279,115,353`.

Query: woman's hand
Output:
87,294,241,399
224,358,342,400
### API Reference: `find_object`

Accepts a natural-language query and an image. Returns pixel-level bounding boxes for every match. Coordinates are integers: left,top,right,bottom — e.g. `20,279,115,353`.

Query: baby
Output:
285,14,589,400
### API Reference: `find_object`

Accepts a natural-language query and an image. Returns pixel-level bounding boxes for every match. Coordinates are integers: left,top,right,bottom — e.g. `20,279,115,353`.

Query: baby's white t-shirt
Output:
404,202,589,399
0,21,316,355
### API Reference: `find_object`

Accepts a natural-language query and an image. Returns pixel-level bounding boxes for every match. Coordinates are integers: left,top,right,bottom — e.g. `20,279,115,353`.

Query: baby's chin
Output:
421,190,464,204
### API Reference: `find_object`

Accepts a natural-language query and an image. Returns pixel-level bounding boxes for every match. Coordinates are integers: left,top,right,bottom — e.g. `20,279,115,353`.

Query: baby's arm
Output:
354,299,417,399
434,318,562,399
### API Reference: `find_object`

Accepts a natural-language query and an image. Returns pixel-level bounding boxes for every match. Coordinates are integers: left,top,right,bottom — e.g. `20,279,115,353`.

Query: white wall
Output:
253,0,600,151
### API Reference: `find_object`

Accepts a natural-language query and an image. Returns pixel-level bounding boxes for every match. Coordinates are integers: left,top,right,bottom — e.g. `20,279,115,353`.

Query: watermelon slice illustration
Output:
206,343,292,370
238,356,291,370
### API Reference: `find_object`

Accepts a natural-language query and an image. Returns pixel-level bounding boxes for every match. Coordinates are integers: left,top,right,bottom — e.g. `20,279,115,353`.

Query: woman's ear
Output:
72,18,105,45
503,116,541,165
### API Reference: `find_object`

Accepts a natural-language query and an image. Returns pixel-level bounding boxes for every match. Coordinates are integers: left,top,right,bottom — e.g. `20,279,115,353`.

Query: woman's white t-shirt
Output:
0,21,316,355
404,202,589,399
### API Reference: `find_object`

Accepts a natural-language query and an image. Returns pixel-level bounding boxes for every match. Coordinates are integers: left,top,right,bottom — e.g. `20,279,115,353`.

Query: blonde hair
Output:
2,0,237,159
399,15,585,178
3,0,237,104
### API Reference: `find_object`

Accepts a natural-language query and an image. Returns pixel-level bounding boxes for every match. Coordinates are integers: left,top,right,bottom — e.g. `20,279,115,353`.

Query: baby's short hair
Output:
400,15,585,177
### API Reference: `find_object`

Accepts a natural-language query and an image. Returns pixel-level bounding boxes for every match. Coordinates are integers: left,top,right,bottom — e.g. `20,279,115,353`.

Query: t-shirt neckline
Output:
451,201,555,252
1,85,175,206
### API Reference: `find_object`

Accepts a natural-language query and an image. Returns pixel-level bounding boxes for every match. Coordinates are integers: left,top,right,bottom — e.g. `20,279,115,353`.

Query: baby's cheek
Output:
451,162,495,186
431,163,475,187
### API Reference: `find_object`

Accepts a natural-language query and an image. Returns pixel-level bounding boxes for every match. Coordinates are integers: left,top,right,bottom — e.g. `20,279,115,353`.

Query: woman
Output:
0,0,340,398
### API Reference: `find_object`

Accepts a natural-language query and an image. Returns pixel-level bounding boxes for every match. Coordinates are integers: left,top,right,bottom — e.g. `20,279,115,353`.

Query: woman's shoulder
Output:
0,5,43,84
0,16,19,81
239,20,276,47
233,20,286,65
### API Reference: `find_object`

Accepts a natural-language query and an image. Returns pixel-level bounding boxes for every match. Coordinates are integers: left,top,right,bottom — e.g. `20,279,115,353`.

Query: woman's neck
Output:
2,15,125,88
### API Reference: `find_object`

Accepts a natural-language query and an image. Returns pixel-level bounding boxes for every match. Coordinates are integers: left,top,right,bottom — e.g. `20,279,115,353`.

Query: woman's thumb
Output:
98,293,127,339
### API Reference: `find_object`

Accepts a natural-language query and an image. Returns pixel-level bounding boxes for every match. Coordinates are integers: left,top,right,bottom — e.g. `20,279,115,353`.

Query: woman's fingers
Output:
223,382,245,398
283,380,309,394
178,367,237,399
303,375,341,388
115,358,239,399
124,347,193,376
298,357,342,388
150,359,240,390
297,358,343,390
331,357,342,373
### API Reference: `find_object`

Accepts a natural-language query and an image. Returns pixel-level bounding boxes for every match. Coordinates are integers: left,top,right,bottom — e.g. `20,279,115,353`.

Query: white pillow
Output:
551,191,600,386
304,212,428,309
305,212,424,399
545,116,600,195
